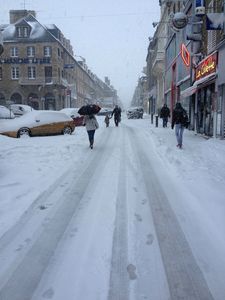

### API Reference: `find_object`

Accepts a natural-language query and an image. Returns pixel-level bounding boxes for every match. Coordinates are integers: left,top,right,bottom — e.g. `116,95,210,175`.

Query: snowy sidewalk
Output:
143,116,225,187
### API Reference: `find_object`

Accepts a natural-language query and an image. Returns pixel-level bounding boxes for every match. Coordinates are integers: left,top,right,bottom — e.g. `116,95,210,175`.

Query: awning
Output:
180,86,197,98
180,73,217,98
193,73,217,89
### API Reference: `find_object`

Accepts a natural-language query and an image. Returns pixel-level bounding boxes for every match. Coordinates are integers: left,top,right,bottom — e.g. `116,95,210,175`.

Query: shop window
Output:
45,66,52,83
0,93,5,105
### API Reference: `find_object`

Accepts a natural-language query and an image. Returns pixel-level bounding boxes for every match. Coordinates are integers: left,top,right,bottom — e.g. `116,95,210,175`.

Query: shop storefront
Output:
217,45,225,138
194,52,217,137
181,51,218,137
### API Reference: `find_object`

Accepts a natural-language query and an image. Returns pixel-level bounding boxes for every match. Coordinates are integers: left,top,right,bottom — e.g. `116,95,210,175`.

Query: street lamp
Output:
0,29,4,56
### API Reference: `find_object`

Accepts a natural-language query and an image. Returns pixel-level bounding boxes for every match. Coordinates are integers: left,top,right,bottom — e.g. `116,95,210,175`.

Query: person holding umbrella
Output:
83,114,99,149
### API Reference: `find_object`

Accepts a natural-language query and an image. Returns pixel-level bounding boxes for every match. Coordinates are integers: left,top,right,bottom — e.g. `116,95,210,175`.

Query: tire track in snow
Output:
0,129,114,300
128,126,214,300
108,128,130,300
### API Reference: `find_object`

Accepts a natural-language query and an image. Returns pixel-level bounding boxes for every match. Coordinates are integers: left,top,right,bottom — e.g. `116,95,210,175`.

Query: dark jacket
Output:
112,106,121,119
172,103,189,129
160,105,170,118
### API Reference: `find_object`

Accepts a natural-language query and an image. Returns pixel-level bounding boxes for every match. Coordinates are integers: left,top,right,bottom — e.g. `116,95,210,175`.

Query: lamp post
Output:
41,97,45,110
0,29,4,56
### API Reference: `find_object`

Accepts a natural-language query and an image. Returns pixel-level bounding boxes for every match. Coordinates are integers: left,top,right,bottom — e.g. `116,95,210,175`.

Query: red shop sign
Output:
195,52,217,81
181,43,190,67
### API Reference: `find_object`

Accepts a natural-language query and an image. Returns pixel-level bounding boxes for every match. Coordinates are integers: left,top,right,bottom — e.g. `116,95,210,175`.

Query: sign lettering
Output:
0,57,51,64
195,52,217,81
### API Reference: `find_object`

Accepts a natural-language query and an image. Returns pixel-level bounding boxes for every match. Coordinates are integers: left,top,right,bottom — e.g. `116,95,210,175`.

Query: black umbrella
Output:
78,104,101,115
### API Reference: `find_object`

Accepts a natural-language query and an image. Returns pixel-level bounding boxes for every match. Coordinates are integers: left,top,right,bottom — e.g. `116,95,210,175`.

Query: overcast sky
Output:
0,0,160,108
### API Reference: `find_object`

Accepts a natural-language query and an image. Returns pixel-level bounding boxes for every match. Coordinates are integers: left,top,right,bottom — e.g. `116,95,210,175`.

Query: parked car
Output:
127,107,144,119
60,108,84,126
10,104,34,117
0,105,15,119
0,110,75,138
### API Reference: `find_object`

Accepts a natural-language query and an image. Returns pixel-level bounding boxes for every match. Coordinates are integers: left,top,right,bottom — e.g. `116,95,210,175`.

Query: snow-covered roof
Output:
2,14,57,43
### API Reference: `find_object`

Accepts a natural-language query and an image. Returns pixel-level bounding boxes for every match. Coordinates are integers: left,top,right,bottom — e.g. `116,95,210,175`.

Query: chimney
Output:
105,77,110,86
9,10,36,24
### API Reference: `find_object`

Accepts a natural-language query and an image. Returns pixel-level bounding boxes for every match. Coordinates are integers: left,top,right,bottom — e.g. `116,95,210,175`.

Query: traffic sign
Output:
64,64,75,69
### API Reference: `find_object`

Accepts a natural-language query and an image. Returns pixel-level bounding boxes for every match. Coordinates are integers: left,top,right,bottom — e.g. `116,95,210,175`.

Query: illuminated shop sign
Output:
181,43,190,67
195,52,217,81
0,57,51,64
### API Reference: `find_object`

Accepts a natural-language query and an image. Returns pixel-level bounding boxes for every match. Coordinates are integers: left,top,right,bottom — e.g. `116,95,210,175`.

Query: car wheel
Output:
63,126,72,135
18,127,31,138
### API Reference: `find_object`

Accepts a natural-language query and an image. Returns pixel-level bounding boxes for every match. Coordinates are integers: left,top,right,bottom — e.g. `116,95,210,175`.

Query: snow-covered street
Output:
1,115,225,300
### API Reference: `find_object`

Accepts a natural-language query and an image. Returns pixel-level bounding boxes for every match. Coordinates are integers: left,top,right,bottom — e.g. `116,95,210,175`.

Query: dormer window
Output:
17,26,29,38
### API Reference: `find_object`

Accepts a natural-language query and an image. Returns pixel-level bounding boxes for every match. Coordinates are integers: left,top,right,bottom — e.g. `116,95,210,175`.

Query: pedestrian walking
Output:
104,114,110,127
111,105,121,127
171,102,189,149
160,103,170,127
83,114,99,149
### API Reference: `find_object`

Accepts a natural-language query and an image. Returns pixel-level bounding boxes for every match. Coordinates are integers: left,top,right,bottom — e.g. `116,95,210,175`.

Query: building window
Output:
24,27,28,37
0,67,2,80
207,0,217,54
10,47,18,57
45,66,52,83
27,46,35,57
44,46,52,57
11,67,19,79
17,27,29,38
28,66,36,79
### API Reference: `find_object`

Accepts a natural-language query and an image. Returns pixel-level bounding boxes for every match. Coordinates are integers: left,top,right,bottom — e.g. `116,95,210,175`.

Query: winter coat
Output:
172,104,189,129
83,115,99,131
104,115,110,124
160,106,170,118
112,107,121,119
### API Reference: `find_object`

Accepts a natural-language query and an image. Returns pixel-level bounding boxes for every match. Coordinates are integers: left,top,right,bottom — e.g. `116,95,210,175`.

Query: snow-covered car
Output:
9,104,34,117
0,110,75,138
127,107,144,119
60,108,84,126
0,105,15,119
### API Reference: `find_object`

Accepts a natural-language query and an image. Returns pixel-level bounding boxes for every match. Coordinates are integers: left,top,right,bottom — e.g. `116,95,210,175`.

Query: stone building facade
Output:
0,10,117,110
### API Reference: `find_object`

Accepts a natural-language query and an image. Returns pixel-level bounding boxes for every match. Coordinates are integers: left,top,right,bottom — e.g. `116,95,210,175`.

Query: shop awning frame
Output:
180,73,217,98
